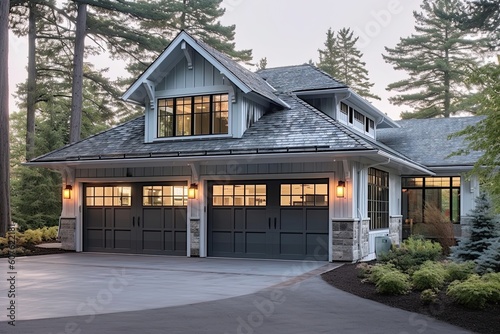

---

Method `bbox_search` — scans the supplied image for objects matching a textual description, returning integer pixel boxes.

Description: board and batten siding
[155,54,224,92]
[75,162,336,180]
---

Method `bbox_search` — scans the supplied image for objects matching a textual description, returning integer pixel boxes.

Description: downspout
[357,158,391,260]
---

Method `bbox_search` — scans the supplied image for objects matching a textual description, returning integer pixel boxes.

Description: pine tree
[317,28,340,79]
[257,57,267,70]
[451,192,500,263]
[383,0,489,119]
[318,28,380,100]
[335,28,380,100]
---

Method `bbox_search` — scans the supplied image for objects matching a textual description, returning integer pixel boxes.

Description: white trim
[122,31,251,103]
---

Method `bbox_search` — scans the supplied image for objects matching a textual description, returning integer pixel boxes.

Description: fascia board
[122,31,252,103]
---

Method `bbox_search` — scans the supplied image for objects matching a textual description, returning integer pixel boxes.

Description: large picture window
[368,168,389,230]
[157,93,228,138]
[402,177,460,224]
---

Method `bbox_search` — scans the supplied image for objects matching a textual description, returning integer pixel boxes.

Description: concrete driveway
[0,253,335,321]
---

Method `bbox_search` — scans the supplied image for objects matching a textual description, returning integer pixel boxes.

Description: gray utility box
[375,236,392,258]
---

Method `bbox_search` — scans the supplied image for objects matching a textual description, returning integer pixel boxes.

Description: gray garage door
[84,183,187,255]
[208,180,329,260]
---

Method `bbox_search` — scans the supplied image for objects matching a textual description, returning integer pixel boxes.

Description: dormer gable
[122,31,288,143]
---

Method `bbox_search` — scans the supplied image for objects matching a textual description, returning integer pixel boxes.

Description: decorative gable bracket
[142,80,155,109]
[181,41,193,70]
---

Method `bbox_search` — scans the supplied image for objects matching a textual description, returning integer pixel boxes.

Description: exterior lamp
[188,183,198,199]
[336,181,345,198]
[63,185,73,199]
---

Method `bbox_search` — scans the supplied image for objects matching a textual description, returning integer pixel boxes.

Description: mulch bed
[0,244,70,258]
[321,263,500,334]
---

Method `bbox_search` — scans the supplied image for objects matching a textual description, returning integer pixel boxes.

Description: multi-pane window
[143,185,188,206]
[368,168,389,230]
[340,102,348,115]
[354,110,365,123]
[157,93,229,138]
[280,183,328,206]
[213,184,266,206]
[86,186,132,207]
[402,177,460,224]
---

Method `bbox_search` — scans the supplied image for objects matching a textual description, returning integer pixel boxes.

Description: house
[27,31,482,262]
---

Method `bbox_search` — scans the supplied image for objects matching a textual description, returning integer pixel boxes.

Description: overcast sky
[8,0,423,120]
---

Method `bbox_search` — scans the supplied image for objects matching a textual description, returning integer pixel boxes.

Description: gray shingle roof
[32,95,379,163]
[257,64,347,92]
[192,35,287,107]
[377,117,483,167]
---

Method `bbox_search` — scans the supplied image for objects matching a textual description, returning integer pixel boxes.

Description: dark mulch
[321,263,500,334]
[0,244,71,258]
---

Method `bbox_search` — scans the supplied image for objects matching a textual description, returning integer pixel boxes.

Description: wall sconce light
[188,183,198,199]
[63,185,72,199]
[336,181,345,198]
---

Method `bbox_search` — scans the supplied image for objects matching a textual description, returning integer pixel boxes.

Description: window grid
[143,186,188,207]
[368,168,389,230]
[340,102,348,115]
[213,184,266,206]
[280,183,328,207]
[85,186,132,207]
[157,94,229,138]
[402,176,461,223]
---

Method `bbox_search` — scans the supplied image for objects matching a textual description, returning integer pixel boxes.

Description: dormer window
[157,93,229,138]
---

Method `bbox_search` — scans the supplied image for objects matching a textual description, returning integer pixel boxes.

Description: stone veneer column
[190,218,200,256]
[389,215,402,246]
[332,218,370,261]
[59,217,76,250]
[332,218,357,261]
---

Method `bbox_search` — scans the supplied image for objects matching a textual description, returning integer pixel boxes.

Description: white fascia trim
[25,150,380,169]
[377,151,435,175]
[122,31,251,103]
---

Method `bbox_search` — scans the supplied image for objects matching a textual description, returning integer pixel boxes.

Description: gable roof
[377,117,483,168]
[257,64,347,93]
[122,30,288,108]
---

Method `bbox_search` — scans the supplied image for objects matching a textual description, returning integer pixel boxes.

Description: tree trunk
[0,0,11,237]
[26,1,37,160]
[69,1,87,143]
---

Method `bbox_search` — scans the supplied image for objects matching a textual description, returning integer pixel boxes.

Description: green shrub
[447,274,500,309]
[369,263,397,284]
[412,261,447,290]
[420,289,438,304]
[23,229,43,245]
[0,237,7,248]
[444,261,475,282]
[379,236,442,272]
[40,226,58,241]
[375,270,411,295]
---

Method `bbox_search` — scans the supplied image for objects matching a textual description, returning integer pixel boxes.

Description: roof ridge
[30,115,145,162]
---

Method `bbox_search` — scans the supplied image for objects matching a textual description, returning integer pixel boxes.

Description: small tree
[451,192,500,263]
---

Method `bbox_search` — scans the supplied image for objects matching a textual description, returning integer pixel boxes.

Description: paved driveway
[0,253,334,321]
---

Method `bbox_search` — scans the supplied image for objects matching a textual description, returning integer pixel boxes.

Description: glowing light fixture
[188,183,198,199]
[336,181,345,198]
[63,185,73,199]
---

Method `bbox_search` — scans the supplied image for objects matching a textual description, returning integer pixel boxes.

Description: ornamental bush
[375,270,411,295]
[447,274,500,309]
[378,236,442,272]
[23,229,43,245]
[444,261,475,282]
[420,289,438,304]
[412,261,446,290]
